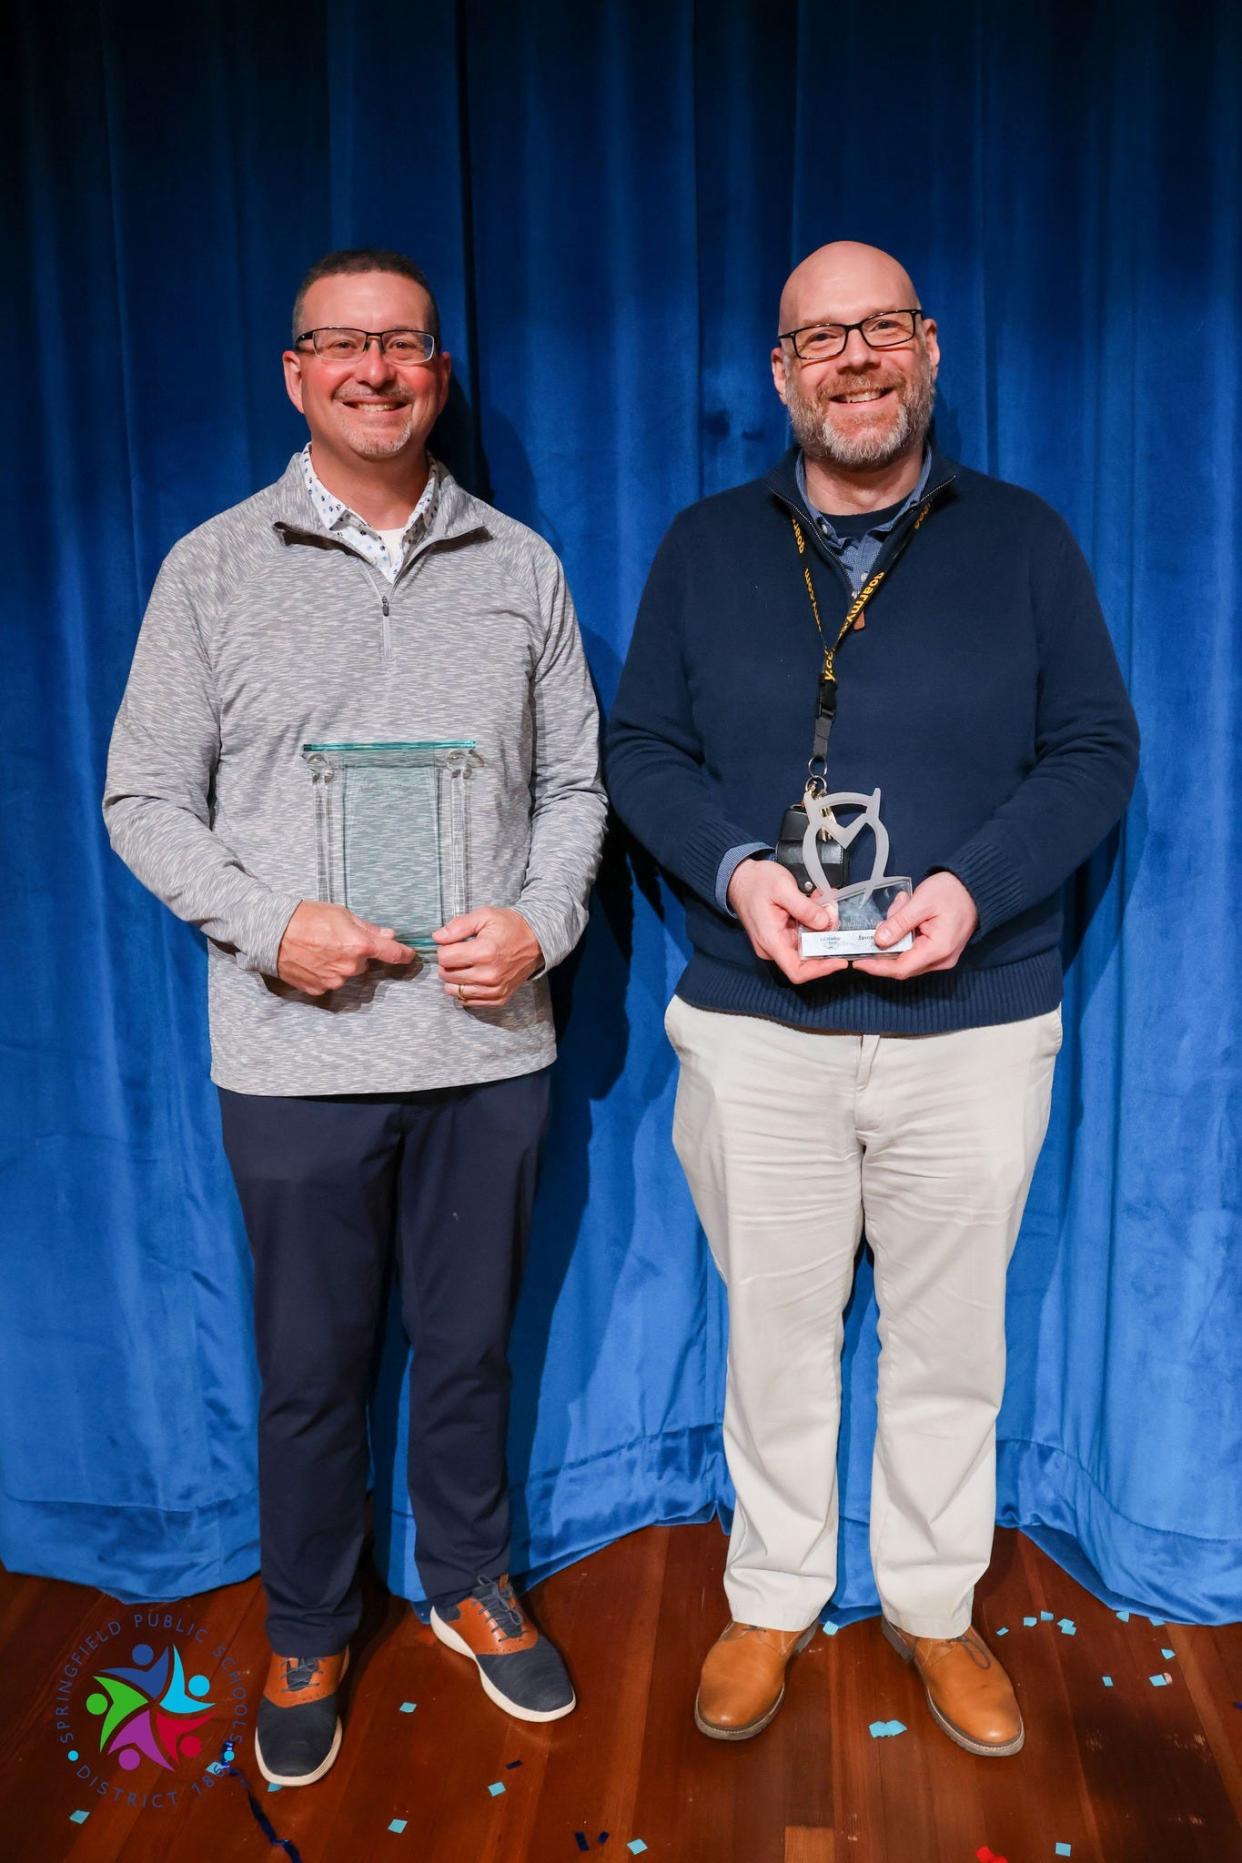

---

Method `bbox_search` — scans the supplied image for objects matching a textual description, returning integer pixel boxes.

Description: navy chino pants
[218,1067,550,1656]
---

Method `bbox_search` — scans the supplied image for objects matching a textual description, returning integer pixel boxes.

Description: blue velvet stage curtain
[3,0,1238,1621]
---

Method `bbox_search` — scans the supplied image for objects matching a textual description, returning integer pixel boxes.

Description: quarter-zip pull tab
[381,595,390,618]
[380,592,391,660]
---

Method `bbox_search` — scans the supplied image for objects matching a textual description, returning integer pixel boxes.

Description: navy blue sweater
[606,447,1140,1034]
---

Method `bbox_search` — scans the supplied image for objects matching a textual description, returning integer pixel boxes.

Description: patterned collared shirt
[299,444,441,583]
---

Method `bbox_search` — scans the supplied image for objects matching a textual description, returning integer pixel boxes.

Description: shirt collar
[299,443,441,544]
[796,444,933,541]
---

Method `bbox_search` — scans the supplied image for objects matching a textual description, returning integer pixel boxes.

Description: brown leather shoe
[694,1620,817,1741]
[882,1620,1023,1756]
[255,1648,350,1786]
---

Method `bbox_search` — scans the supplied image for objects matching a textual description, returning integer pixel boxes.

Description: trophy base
[799,877,913,960]
[799,927,914,958]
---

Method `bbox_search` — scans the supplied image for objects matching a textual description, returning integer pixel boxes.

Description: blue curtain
[3,0,1238,1623]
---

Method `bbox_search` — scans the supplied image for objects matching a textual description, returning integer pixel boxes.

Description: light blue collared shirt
[299,444,440,582]
[795,445,932,592]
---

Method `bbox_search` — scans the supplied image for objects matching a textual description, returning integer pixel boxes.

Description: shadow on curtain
[2,0,1238,1623]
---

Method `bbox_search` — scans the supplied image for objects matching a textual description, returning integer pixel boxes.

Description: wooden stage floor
[1,1524,1238,1862]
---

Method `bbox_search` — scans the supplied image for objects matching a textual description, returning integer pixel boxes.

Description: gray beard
[787,357,936,471]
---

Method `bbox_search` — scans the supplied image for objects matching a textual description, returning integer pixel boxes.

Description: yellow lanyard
[791,496,936,788]
[791,497,933,687]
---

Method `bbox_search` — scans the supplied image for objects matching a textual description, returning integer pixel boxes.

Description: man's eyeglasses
[294,327,438,363]
[778,309,924,363]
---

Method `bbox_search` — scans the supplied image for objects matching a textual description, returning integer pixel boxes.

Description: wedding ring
[457,981,469,1004]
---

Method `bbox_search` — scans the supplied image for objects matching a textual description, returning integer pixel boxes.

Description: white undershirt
[376,525,411,568]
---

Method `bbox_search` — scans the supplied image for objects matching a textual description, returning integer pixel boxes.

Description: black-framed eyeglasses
[778,308,924,363]
[294,327,438,363]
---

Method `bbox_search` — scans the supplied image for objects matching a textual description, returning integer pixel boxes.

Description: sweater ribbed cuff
[934,839,1028,941]
[678,814,771,911]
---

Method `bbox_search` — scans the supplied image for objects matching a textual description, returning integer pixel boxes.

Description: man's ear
[770,345,790,407]
[282,350,305,415]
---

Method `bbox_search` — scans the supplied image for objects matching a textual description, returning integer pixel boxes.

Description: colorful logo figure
[83,1642,215,1773]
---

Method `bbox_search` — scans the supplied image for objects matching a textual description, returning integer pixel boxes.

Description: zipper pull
[381,596,390,617]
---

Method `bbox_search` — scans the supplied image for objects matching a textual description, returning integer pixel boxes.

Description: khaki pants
[665,995,1061,1639]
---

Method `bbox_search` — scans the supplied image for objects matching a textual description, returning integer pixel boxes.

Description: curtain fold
[3,0,1238,1622]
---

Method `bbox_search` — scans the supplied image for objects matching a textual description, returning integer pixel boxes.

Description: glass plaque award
[301,740,474,951]
[796,785,915,959]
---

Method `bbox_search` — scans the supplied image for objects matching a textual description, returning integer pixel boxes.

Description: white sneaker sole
[254,1647,350,1787]
[429,1609,576,1723]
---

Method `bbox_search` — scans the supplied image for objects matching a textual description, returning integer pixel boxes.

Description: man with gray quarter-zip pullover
[104,248,606,1788]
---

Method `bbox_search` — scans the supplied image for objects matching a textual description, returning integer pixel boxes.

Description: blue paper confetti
[1023,1616,1038,1626]
[821,1620,839,1635]
[1040,1611,1054,1621]
[995,1626,1008,1636]
[505,1759,523,1769]
[599,1836,610,1847]
[1055,1847,1072,1858]
[1160,1648,1175,1660]
[1149,1673,1172,1687]
[69,1811,90,1825]
[268,1782,282,1793]
[1102,1675,1114,1687]
[868,1718,907,1738]
[389,1820,407,1835]
[627,1845,648,1857]
[1148,1617,1165,1626]
[575,1838,591,1855]
[488,1781,506,1797]
[1116,1610,1130,1623]
[399,1701,416,1714]
[1058,1619,1076,1636]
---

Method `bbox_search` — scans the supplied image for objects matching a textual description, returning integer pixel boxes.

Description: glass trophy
[797,785,915,959]
[301,740,475,951]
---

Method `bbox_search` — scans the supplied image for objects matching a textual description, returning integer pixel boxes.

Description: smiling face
[282,269,451,476]
[772,242,939,472]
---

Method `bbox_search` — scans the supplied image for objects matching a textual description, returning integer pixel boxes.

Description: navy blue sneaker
[431,1575,575,1722]
[254,1648,349,1786]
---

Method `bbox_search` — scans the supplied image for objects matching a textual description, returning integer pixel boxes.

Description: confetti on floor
[267,1782,282,1793]
[1149,1617,1165,1626]
[1058,1619,1077,1635]
[868,1718,907,1738]
[1149,1673,1173,1687]
[1023,1616,1038,1626]
[1055,1847,1073,1858]
[1116,1610,1130,1622]
[821,1620,839,1635]
[388,1819,407,1834]
[627,1845,648,1857]
[487,1781,506,1796]
[399,1701,416,1714]
[505,1758,523,1769]
[975,1847,1009,1863]
[1102,1675,1114,1687]
[69,1811,90,1825]
[995,1626,1009,1636]
[575,1838,591,1855]
[1040,1611,1054,1621]
[1160,1648,1175,1660]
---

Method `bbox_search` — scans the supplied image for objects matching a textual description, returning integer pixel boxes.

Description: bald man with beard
[607,243,1138,1755]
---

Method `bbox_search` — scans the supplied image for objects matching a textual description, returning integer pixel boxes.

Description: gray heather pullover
[104,456,606,1095]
